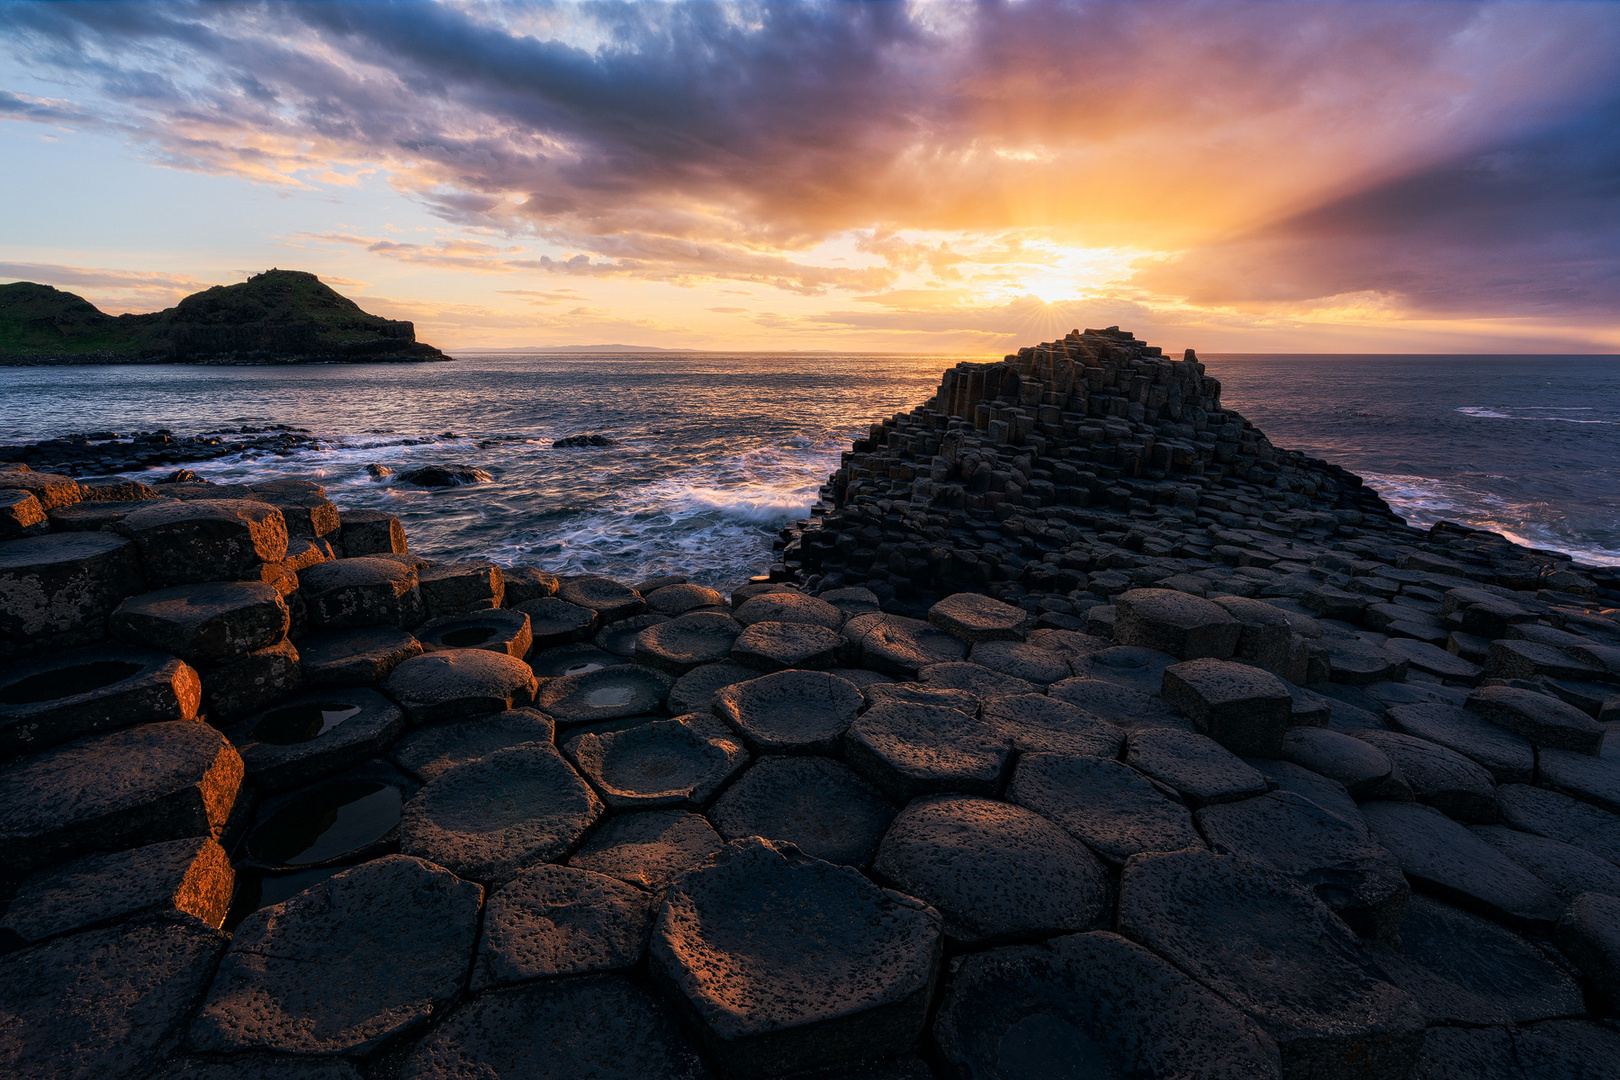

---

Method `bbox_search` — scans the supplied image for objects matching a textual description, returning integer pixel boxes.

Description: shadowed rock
[1471,824,1620,904]
[1467,685,1606,755]
[651,838,943,1077]
[594,612,668,656]
[1537,747,1620,815]
[1513,1020,1620,1080]
[471,863,655,989]
[399,464,491,487]
[1319,636,1408,685]
[416,608,530,659]
[863,682,979,716]
[570,714,747,810]
[1047,677,1192,732]
[559,576,645,622]
[635,612,744,674]
[417,561,503,619]
[1360,800,1563,931]
[982,693,1126,757]
[384,649,537,724]
[646,583,726,616]
[843,612,966,677]
[0,721,241,872]
[110,581,288,664]
[529,642,621,677]
[1496,782,1620,866]
[1385,701,1534,783]
[1117,849,1425,1080]
[933,932,1282,1080]
[536,664,674,726]
[731,620,845,671]
[1126,726,1269,806]
[874,794,1107,943]
[966,639,1072,686]
[709,756,895,867]
[0,645,201,757]
[1160,658,1293,756]
[1384,636,1484,684]
[845,701,1012,801]
[920,660,1039,700]
[1009,752,1204,865]
[338,508,406,556]
[155,1056,362,1080]
[713,669,862,755]
[1352,728,1497,823]
[1069,646,1178,695]
[734,591,844,630]
[389,707,555,782]
[190,855,481,1057]
[0,532,147,657]
[1115,588,1241,660]
[0,919,226,1080]
[227,687,404,792]
[569,809,723,890]
[1198,790,1408,943]
[817,585,882,621]
[300,556,424,631]
[111,498,288,587]
[1556,891,1620,1014]
[398,974,711,1080]
[239,760,415,873]
[200,638,302,720]
[297,626,421,687]
[1408,1028,1519,1080]
[0,836,233,944]
[1279,725,1413,801]
[400,745,601,882]
[668,660,756,715]
[1244,758,1365,826]
[928,592,1028,642]
[513,596,597,648]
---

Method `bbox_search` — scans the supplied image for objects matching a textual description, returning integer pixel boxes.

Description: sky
[3,0,1620,356]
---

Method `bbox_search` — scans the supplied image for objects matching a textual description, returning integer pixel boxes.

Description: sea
[2,353,1617,585]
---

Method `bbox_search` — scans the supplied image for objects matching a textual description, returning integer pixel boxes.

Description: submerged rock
[398,464,492,488]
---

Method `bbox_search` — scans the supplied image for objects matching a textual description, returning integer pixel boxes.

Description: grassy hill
[0,270,450,364]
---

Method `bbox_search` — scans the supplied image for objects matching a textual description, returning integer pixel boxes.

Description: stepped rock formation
[2,330,1620,1079]
[0,269,449,364]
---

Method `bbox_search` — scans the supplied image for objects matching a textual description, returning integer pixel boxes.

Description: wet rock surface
[6,330,1620,1076]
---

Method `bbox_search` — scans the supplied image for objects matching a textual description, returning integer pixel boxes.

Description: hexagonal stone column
[0,645,201,756]
[110,499,288,587]
[384,649,538,724]
[1114,588,1241,659]
[1466,685,1605,755]
[110,581,289,664]
[636,612,744,674]
[714,669,863,755]
[651,837,943,1076]
[1118,849,1425,1080]
[1009,752,1204,865]
[298,626,423,687]
[731,621,845,672]
[339,508,407,556]
[400,745,602,882]
[932,932,1281,1080]
[845,701,1013,801]
[227,687,406,792]
[843,613,966,677]
[0,532,147,658]
[710,756,895,867]
[472,863,656,990]
[928,592,1028,642]
[536,664,674,726]
[417,609,531,659]
[189,855,482,1058]
[734,591,844,630]
[559,576,646,622]
[398,974,710,1080]
[0,721,242,872]
[570,715,747,810]
[873,795,1107,943]
[301,557,425,631]
[569,809,723,890]
[1160,658,1293,756]
[0,919,227,1080]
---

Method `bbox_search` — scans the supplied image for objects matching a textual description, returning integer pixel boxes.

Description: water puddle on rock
[252,702,364,745]
[586,686,637,708]
[224,865,346,931]
[0,661,143,704]
[245,781,402,867]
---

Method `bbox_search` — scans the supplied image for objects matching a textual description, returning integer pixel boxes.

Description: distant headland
[0,269,451,366]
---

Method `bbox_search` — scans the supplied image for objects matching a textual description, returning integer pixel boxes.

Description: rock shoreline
[2,327,1619,1079]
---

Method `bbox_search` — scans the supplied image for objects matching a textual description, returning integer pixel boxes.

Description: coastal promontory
[0,269,450,365]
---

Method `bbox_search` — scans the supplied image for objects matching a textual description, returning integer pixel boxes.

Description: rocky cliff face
[0,270,450,364]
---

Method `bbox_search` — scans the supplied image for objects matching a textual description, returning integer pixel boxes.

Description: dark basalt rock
[0,645,202,758]
[1279,725,1413,802]
[190,855,482,1058]
[398,974,711,1080]
[595,612,668,656]
[501,564,559,605]
[570,714,747,810]
[398,464,492,487]
[965,638,1072,686]
[110,498,288,587]
[928,591,1029,642]
[536,664,674,726]
[982,693,1125,757]
[1537,747,1620,815]
[558,576,646,622]
[239,760,415,873]
[1068,645,1178,696]
[1385,701,1534,783]
[844,701,1012,801]
[0,919,227,1080]
[709,755,895,867]
[651,837,943,1077]
[1197,790,1409,943]
[297,625,422,686]
[0,531,147,656]
[646,583,726,615]
[389,707,555,782]
[1,836,233,944]
[863,682,979,715]
[1160,658,1293,756]
[1126,726,1270,806]
[1047,676,1193,732]
[1471,824,1620,905]
[569,808,724,890]
[226,687,404,792]
[1497,782,1620,866]
[635,611,744,674]
[731,620,846,672]
[817,585,882,621]
[713,669,864,755]
[0,720,242,872]
[1466,684,1606,755]
[400,745,601,882]
[0,487,48,539]
[1318,636,1409,685]
[734,590,844,630]
[338,508,407,556]
[417,561,504,619]
[199,637,303,721]
[383,648,538,724]
[109,580,288,664]
[1117,849,1425,1080]
[1008,752,1204,865]
[155,1055,362,1079]
[1360,800,1564,931]
[0,469,80,509]
[1352,728,1498,823]
[48,497,160,532]
[932,932,1282,1080]
[920,660,1040,700]
[1245,757,1366,826]
[472,863,655,989]
[1383,894,1585,1024]
[842,612,967,677]
[1513,1020,1620,1080]
[531,643,623,679]
[552,433,618,448]
[1556,891,1620,1015]
[300,556,425,631]
[416,608,531,659]
[1408,1028,1519,1080]
[873,794,1108,943]
[1114,587,1241,660]
[249,480,339,540]
[1383,636,1485,684]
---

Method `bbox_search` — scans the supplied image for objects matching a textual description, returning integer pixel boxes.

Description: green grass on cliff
[0,269,438,360]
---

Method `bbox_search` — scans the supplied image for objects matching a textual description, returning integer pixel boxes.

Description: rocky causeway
[1,326,1619,1079]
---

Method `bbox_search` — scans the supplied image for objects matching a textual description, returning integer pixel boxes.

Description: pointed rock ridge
[0,270,451,364]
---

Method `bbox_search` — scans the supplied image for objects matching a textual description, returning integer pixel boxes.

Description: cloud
[0,261,214,311]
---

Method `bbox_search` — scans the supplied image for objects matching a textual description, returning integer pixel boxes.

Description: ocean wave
[1458,406,1619,425]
